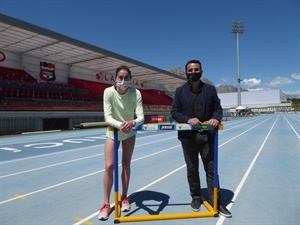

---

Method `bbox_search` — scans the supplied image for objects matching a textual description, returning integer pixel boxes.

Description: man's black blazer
[171,81,222,139]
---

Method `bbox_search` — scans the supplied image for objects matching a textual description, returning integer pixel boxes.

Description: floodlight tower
[231,21,244,107]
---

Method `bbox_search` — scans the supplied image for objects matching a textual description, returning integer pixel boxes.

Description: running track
[0,113,299,225]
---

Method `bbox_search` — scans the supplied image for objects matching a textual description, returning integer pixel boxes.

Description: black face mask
[186,72,202,82]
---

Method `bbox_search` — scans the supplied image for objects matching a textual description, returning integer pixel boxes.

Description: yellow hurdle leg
[114,192,121,218]
[213,188,218,212]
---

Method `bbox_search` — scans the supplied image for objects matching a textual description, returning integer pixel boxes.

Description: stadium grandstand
[0,13,187,135]
[0,14,293,135]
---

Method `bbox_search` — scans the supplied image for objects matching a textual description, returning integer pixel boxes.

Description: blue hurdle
[109,123,223,223]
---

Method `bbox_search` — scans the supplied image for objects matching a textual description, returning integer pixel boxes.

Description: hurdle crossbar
[110,123,222,223]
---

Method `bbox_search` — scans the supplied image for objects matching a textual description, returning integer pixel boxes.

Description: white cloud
[242,78,261,88]
[268,76,294,87]
[291,73,300,80]
[282,90,300,95]
[220,77,232,83]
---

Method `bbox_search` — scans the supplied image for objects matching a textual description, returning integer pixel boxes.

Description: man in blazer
[171,59,231,218]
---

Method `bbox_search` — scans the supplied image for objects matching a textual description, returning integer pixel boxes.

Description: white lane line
[0,132,175,165]
[0,154,102,179]
[73,118,274,225]
[284,115,300,139]
[0,136,176,178]
[0,145,104,165]
[216,115,279,225]
[72,160,186,225]
[0,147,21,153]
[219,115,270,133]
[219,115,273,147]
[1,116,274,223]
[0,145,179,205]
[0,170,102,205]
[285,113,300,123]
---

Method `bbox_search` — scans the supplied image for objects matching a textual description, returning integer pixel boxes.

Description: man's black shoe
[218,204,232,218]
[191,197,202,212]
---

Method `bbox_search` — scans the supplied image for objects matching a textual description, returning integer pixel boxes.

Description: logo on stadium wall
[0,51,6,62]
[40,62,56,81]
[95,72,144,88]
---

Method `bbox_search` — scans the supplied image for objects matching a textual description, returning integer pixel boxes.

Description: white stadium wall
[0,50,158,90]
[0,50,21,69]
[218,92,237,107]
[0,50,69,83]
[219,89,287,108]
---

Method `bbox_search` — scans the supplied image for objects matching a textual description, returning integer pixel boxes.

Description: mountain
[164,67,247,95]
[217,84,248,93]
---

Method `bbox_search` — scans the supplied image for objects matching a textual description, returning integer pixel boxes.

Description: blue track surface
[0,113,299,225]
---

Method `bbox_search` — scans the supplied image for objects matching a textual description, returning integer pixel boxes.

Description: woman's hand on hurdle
[120,120,136,133]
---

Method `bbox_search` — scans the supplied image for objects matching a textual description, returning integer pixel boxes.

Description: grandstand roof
[0,13,186,86]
